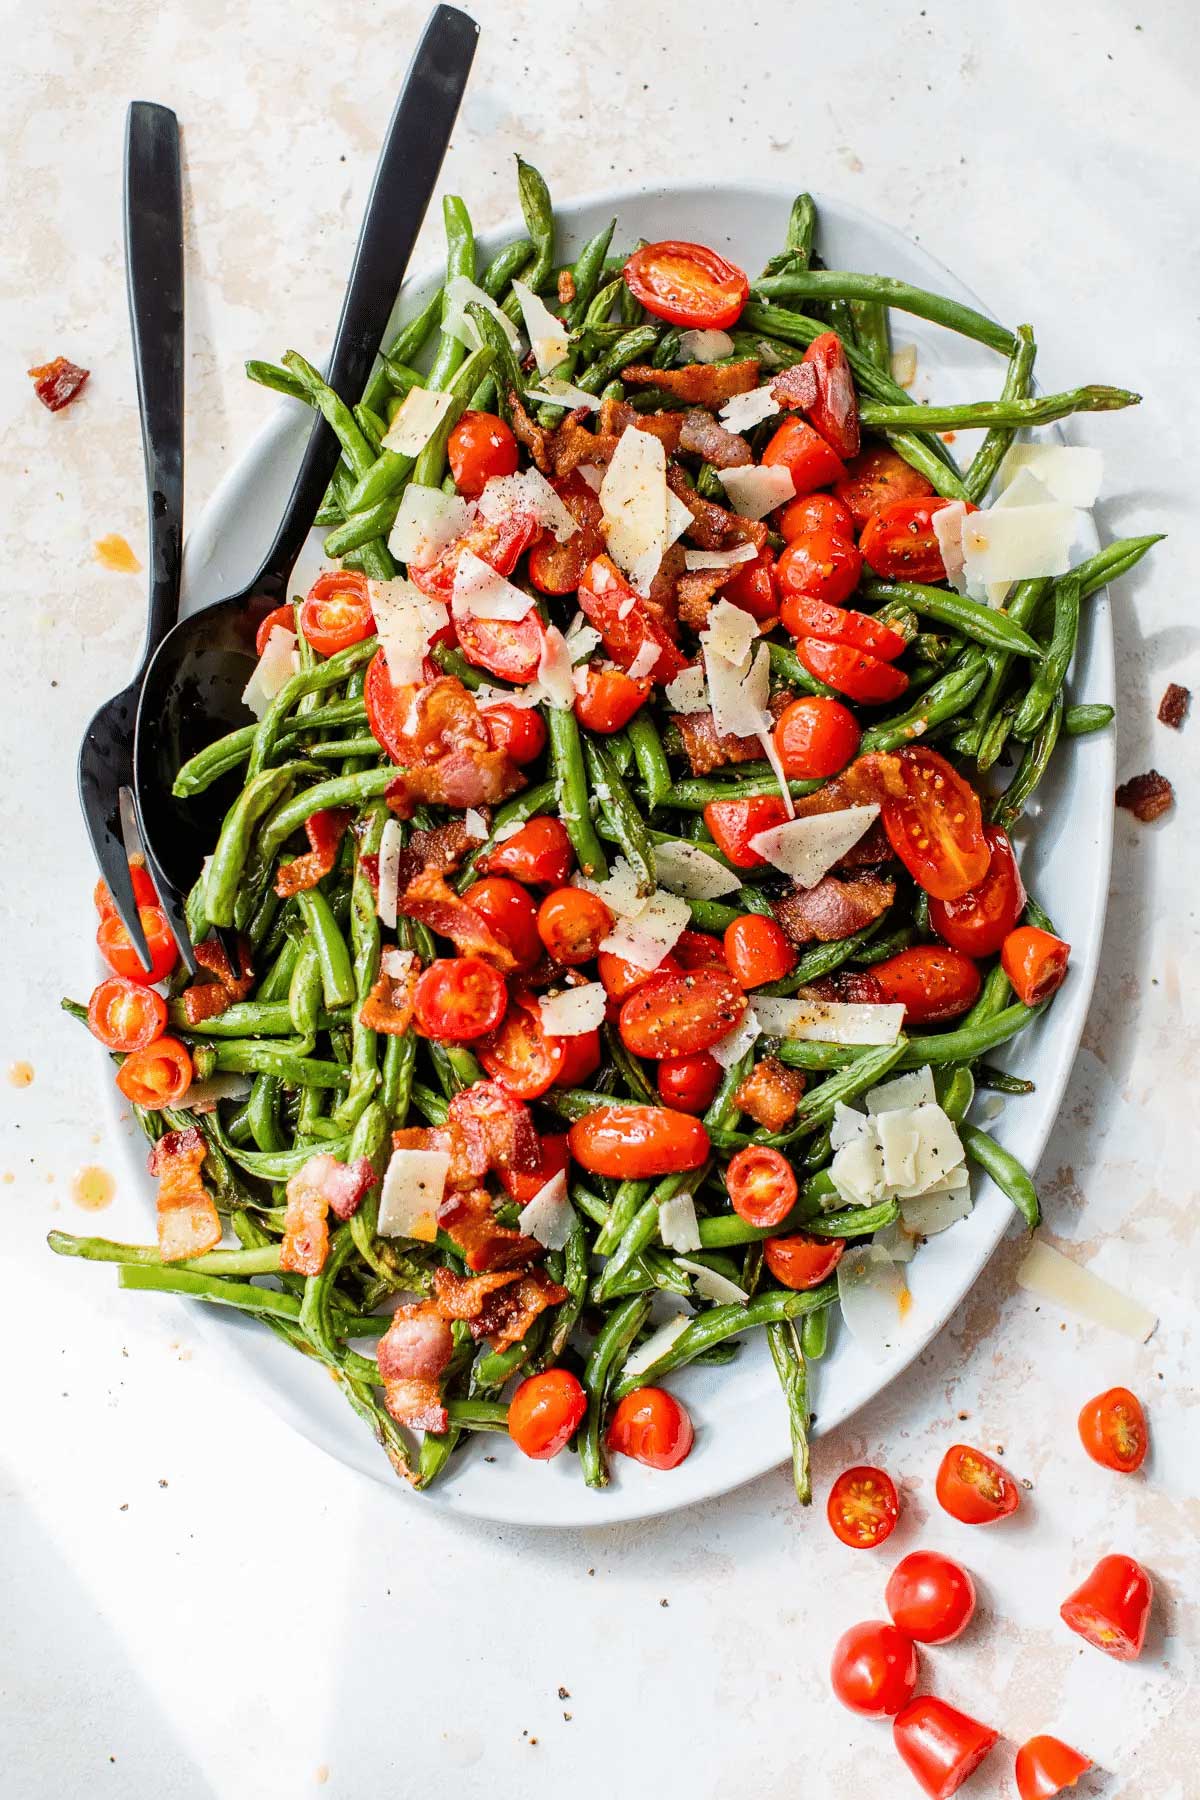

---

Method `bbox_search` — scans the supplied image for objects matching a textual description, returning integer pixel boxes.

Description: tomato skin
[87,978,167,1053]
[721,547,778,624]
[412,957,508,1043]
[780,590,906,661]
[776,526,863,609]
[607,1387,694,1469]
[893,1696,999,1800]
[935,1443,1021,1525]
[834,446,935,531]
[726,1146,797,1228]
[866,746,990,901]
[456,608,546,685]
[870,945,981,1023]
[1060,1554,1153,1660]
[829,1620,919,1718]
[447,410,519,498]
[480,700,547,765]
[860,496,970,583]
[618,967,747,1060]
[763,1233,844,1290]
[1001,925,1071,1005]
[722,914,795,989]
[94,861,159,918]
[480,816,573,887]
[537,887,613,966]
[568,1106,709,1177]
[1014,1736,1093,1800]
[115,1036,193,1108]
[885,1551,976,1645]
[773,696,862,780]
[672,929,727,972]
[703,796,790,869]
[96,906,178,985]
[299,569,374,656]
[794,637,910,706]
[255,605,295,657]
[827,1464,900,1550]
[1077,1385,1148,1474]
[778,491,856,544]
[657,1051,722,1115]
[507,1368,586,1459]
[462,877,542,970]
[478,993,566,1099]
[623,240,749,331]
[577,555,686,684]
[555,1027,602,1088]
[500,1134,570,1207]
[573,665,651,734]
[598,951,680,1003]
[762,416,847,494]
[928,825,1025,957]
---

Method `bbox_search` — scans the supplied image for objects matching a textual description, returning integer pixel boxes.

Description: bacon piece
[622,359,760,405]
[394,817,477,892]
[447,1082,541,1178]
[770,362,820,412]
[274,807,354,898]
[666,465,768,552]
[377,1301,454,1432]
[834,817,892,870]
[1157,683,1190,729]
[432,1266,522,1319]
[734,1055,808,1132]
[547,411,619,476]
[398,867,518,970]
[596,398,683,455]
[28,355,90,412]
[360,947,420,1036]
[437,1185,543,1272]
[677,408,753,468]
[557,269,576,306]
[433,1265,568,1351]
[387,752,522,815]
[181,934,255,1025]
[509,391,551,474]
[146,1127,221,1262]
[280,1152,377,1275]
[382,677,523,817]
[772,872,896,946]
[676,567,736,631]
[804,970,887,1005]
[673,709,764,776]
[1115,769,1174,822]
[525,470,606,593]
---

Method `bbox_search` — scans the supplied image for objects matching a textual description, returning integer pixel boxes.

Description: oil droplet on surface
[8,1061,34,1088]
[71,1165,115,1212]
[93,533,142,573]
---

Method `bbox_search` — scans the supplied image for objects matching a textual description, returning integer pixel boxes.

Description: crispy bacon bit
[622,358,760,405]
[1115,769,1174,822]
[182,933,255,1025]
[665,465,768,552]
[734,1055,808,1132]
[433,1265,522,1319]
[447,1082,541,1177]
[180,982,233,1027]
[676,566,736,631]
[526,469,606,592]
[596,397,683,455]
[673,709,764,776]
[433,1265,568,1351]
[770,361,820,412]
[147,1127,221,1263]
[804,970,887,1005]
[509,390,551,474]
[377,1301,454,1432]
[360,948,420,1036]
[437,1185,543,1272]
[677,408,753,469]
[384,677,523,817]
[280,1152,377,1275]
[28,355,90,412]
[394,817,477,893]
[772,872,896,946]
[548,411,619,476]
[834,817,892,870]
[1157,683,1190,729]
[399,867,518,970]
[275,807,354,897]
[557,269,576,306]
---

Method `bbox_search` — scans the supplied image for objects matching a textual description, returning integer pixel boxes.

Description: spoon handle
[125,101,185,669]
[257,3,479,586]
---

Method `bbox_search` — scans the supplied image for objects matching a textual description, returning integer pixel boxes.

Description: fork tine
[137,835,198,978]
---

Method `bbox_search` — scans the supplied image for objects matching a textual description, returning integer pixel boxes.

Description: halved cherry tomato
[96,906,178,985]
[726,1145,797,1228]
[1077,1385,1148,1474]
[885,1550,976,1645]
[773,695,862,780]
[447,410,519,497]
[527,471,606,594]
[935,1443,1021,1525]
[568,1105,710,1177]
[480,700,547,765]
[456,608,546,684]
[499,1134,570,1207]
[827,1464,900,1549]
[721,546,778,623]
[829,1620,918,1718]
[508,1368,586,1459]
[763,1233,844,1290]
[870,945,981,1023]
[794,637,909,706]
[363,649,410,764]
[480,816,573,886]
[87,978,167,1053]
[778,492,855,544]
[578,555,686,683]
[412,956,508,1042]
[780,591,906,661]
[1060,1554,1153,1660]
[1001,925,1071,1005]
[1014,1736,1093,1800]
[893,1697,998,1800]
[408,509,540,605]
[598,950,681,1003]
[478,993,566,1099]
[299,569,374,656]
[607,1386,694,1468]
[115,1036,193,1108]
[672,929,727,972]
[657,1051,722,1115]
[94,860,158,918]
[723,914,795,988]
[762,416,847,494]
[618,968,746,1060]
[536,887,613,965]
[573,665,651,734]
[862,746,990,901]
[255,604,295,657]
[860,496,973,583]
[462,877,542,970]
[623,240,749,331]
[928,825,1025,957]
[555,1027,601,1088]
[803,330,861,460]
[703,795,790,869]
[834,445,935,530]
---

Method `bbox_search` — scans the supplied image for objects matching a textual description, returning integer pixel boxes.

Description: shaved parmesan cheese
[376,817,404,927]
[717,463,796,519]
[678,328,734,364]
[387,484,473,568]
[441,275,523,355]
[463,809,488,840]
[664,663,707,713]
[652,840,742,900]
[176,1073,252,1112]
[626,637,661,682]
[576,463,604,493]
[751,995,904,1045]
[998,442,1103,508]
[878,1108,919,1189]
[867,1066,936,1114]
[718,384,780,433]
[900,1185,973,1238]
[701,598,759,668]
[380,947,415,982]
[874,1218,919,1264]
[1016,1238,1156,1341]
[578,856,646,920]
[511,278,569,375]
[962,502,1075,588]
[564,619,602,664]
[658,1193,702,1252]
[599,887,691,971]
[709,1007,762,1071]
[450,548,533,624]
[623,1312,691,1378]
[676,1258,748,1305]
[755,722,796,820]
[891,342,918,388]
[838,1244,909,1358]
[381,385,454,457]
[683,543,758,572]
[830,1132,887,1207]
[528,625,575,710]
[748,804,879,888]
[517,1168,575,1250]
[524,377,602,412]
[538,983,607,1037]
[475,682,537,711]
[599,426,684,594]
[377,1147,449,1241]
[491,818,526,844]
[994,466,1053,510]
[830,1102,871,1152]
[476,468,579,543]
[891,1104,966,1198]
[369,578,449,687]
[931,500,969,596]
[242,625,298,718]
[705,641,771,742]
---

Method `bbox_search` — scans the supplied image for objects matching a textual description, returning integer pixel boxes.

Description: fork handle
[255,4,478,590]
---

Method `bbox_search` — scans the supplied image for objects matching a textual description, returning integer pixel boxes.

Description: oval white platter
[105,179,1114,1527]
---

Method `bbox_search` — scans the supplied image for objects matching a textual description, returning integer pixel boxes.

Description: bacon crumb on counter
[1115,769,1174,822]
[1157,683,1190,729]
[734,1055,807,1132]
[621,359,760,405]
[28,355,90,411]
[148,1127,221,1263]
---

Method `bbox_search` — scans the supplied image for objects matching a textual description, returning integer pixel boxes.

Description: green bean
[204,762,309,926]
[465,299,528,420]
[751,1042,908,1146]
[1063,702,1114,736]
[963,324,1037,504]
[653,771,824,812]
[975,1066,1035,1096]
[575,325,660,395]
[1073,533,1163,596]
[209,1042,352,1089]
[611,1285,835,1400]
[625,712,672,814]
[937,1063,975,1125]
[801,1307,829,1361]
[858,651,988,754]
[752,271,1015,354]
[293,888,355,1009]
[760,917,891,998]
[550,1222,589,1360]
[584,736,655,894]
[362,288,444,415]
[763,193,816,277]
[861,385,1139,433]
[548,707,608,879]
[255,769,395,872]
[580,1294,651,1487]
[480,236,535,299]
[992,690,1063,831]
[445,1397,510,1433]
[245,1072,286,1152]
[685,897,742,932]
[501,157,555,323]
[1013,573,1081,739]
[806,1198,901,1239]
[118,1262,310,1322]
[423,194,476,401]
[961,1124,1040,1228]
[279,352,376,479]
[767,1319,811,1504]
[166,999,294,1040]
[594,1178,654,1256]
[299,1224,356,1361]
[862,581,1045,659]
[246,359,307,401]
[962,961,1013,1029]
[564,221,618,330]
[288,938,323,1038]
[245,637,379,780]
[849,299,890,374]
[48,1231,281,1276]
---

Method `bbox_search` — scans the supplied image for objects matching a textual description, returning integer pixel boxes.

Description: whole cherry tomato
[480,699,547,765]
[463,876,542,969]
[793,637,909,706]
[607,1386,694,1469]
[96,906,178,986]
[829,1620,918,1718]
[859,746,990,901]
[480,816,573,887]
[618,968,746,1060]
[834,445,935,531]
[1059,1554,1153,1660]
[115,1036,193,1108]
[568,1105,710,1177]
[778,491,856,544]
[702,796,790,869]
[802,330,861,460]
[1014,1735,1093,1800]
[478,994,566,1099]
[86,978,167,1053]
[573,665,651,734]
[1001,925,1071,1005]
[762,416,847,494]
[935,1443,1021,1525]
[1077,1386,1148,1474]
[536,887,613,965]
[657,1051,722,1115]
[254,605,295,657]
[499,1134,570,1207]
[412,957,508,1042]
[763,1233,845,1290]
[885,1551,976,1645]
[893,1696,998,1800]
[726,1146,797,1229]
[780,590,906,661]
[776,525,863,608]
[623,240,750,330]
[826,1464,900,1550]
[870,945,982,1023]
[507,1368,587,1459]
[773,695,862,780]
[722,546,778,623]
[860,496,973,583]
[723,914,795,988]
[554,1027,602,1089]
[447,410,519,497]
[928,825,1026,957]
[299,569,374,656]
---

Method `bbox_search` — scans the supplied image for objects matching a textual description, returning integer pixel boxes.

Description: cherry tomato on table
[870,945,982,1023]
[623,240,750,330]
[762,416,847,495]
[94,860,159,918]
[763,1233,844,1290]
[478,993,566,1100]
[892,1696,998,1800]
[568,1105,710,1177]
[773,696,862,780]
[97,906,178,986]
[115,1036,193,1108]
[299,569,374,656]
[802,331,861,461]
[480,816,573,887]
[254,605,295,657]
[1014,1735,1093,1800]
[834,445,935,530]
[573,665,651,734]
[935,1443,1021,1525]
[721,546,778,624]
[702,796,790,869]
[860,496,972,584]
[507,1368,586,1459]
[657,1051,722,1115]
[776,526,863,610]
[793,637,909,706]
[1002,924,1071,1005]
[1059,1553,1153,1660]
[723,914,795,988]
[447,410,519,497]
[536,887,613,965]
[462,876,542,970]
[829,1620,918,1718]
[607,1386,694,1469]
[87,978,167,1053]
[479,699,547,765]
[928,825,1025,957]
[618,967,746,1060]
[779,590,906,661]
[726,1146,797,1229]
[412,956,508,1042]
[1077,1385,1148,1474]
[778,491,856,544]
[858,746,990,901]
[885,1550,976,1645]
[827,1464,900,1549]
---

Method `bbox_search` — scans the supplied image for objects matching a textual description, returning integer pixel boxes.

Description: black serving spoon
[77,101,184,971]
[133,4,478,971]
